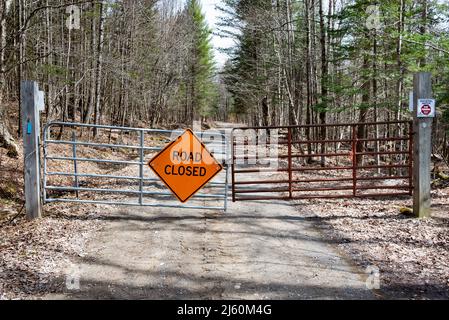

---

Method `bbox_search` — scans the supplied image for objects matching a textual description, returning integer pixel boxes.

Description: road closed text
[164,165,207,177]
[164,151,207,177]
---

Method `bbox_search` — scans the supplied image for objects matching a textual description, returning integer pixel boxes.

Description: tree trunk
[94,1,106,133]
[319,0,327,166]
[0,0,18,157]
[420,0,428,68]
[305,0,313,161]
[84,3,98,124]
[357,56,370,165]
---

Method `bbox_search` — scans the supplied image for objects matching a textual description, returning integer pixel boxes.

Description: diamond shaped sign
[148,129,223,203]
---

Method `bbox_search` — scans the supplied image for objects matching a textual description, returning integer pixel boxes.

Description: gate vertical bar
[224,164,229,212]
[352,125,358,197]
[287,128,293,199]
[72,132,79,199]
[224,133,229,211]
[139,130,144,205]
[43,124,48,204]
[231,131,236,202]
[408,121,414,196]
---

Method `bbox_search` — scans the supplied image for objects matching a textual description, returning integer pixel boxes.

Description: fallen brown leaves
[0,204,103,300]
[2,142,106,299]
[295,189,449,299]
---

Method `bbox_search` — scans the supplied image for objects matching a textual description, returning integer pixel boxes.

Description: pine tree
[186,0,217,122]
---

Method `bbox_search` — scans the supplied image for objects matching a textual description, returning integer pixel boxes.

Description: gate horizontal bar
[357,164,410,170]
[280,139,353,145]
[231,120,412,131]
[234,188,290,194]
[46,172,144,180]
[356,185,412,190]
[45,198,225,210]
[293,177,354,183]
[356,151,410,156]
[234,177,359,185]
[357,137,410,142]
[45,186,226,199]
[237,139,353,146]
[46,156,143,165]
[45,171,227,186]
[356,176,410,181]
[234,192,411,201]
[234,179,411,189]
[234,186,357,194]
[234,179,290,185]
[45,139,163,151]
[45,121,225,137]
[292,166,354,172]
[234,152,351,160]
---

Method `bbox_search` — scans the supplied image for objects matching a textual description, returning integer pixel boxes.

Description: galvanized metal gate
[231,121,413,201]
[43,122,229,211]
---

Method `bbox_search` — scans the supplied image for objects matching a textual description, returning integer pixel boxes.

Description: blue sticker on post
[27,121,32,134]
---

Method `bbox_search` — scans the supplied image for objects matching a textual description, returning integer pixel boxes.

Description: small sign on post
[148,129,223,203]
[36,90,45,112]
[417,99,436,118]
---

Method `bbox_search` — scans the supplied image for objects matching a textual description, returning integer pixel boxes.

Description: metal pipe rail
[231,121,414,202]
[43,122,229,211]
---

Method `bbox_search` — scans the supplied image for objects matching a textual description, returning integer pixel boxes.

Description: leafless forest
[1,0,449,159]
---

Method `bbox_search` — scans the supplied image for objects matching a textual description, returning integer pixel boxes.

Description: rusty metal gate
[231,121,413,201]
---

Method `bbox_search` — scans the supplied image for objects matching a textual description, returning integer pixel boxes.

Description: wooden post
[21,81,42,220]
[413,73,433,218]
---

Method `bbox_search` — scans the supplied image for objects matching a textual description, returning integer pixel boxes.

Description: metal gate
[43,122,229,211]
[231,121,413,201]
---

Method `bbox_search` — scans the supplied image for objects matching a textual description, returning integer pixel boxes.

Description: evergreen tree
[186,0,217,122]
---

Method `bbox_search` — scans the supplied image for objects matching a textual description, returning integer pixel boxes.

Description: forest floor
[0,144,103,299]
[0,121,448,300]
[294,194,449,299]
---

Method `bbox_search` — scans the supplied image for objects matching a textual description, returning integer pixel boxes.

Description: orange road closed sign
[148,129,223,203]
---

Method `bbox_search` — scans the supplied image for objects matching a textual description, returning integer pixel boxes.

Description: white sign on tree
[417,99,436,118]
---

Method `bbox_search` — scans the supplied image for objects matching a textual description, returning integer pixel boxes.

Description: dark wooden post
[21,81,42,220]
[413,73,433,218]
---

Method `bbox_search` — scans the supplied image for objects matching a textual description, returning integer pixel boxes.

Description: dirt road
[42,123,375,300]
[45,194,375,300]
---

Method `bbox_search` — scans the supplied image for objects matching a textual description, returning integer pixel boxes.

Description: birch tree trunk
[84,3,98,124]
[94,1,106,130]
[0,0,18,157]
[319,0,327,166]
